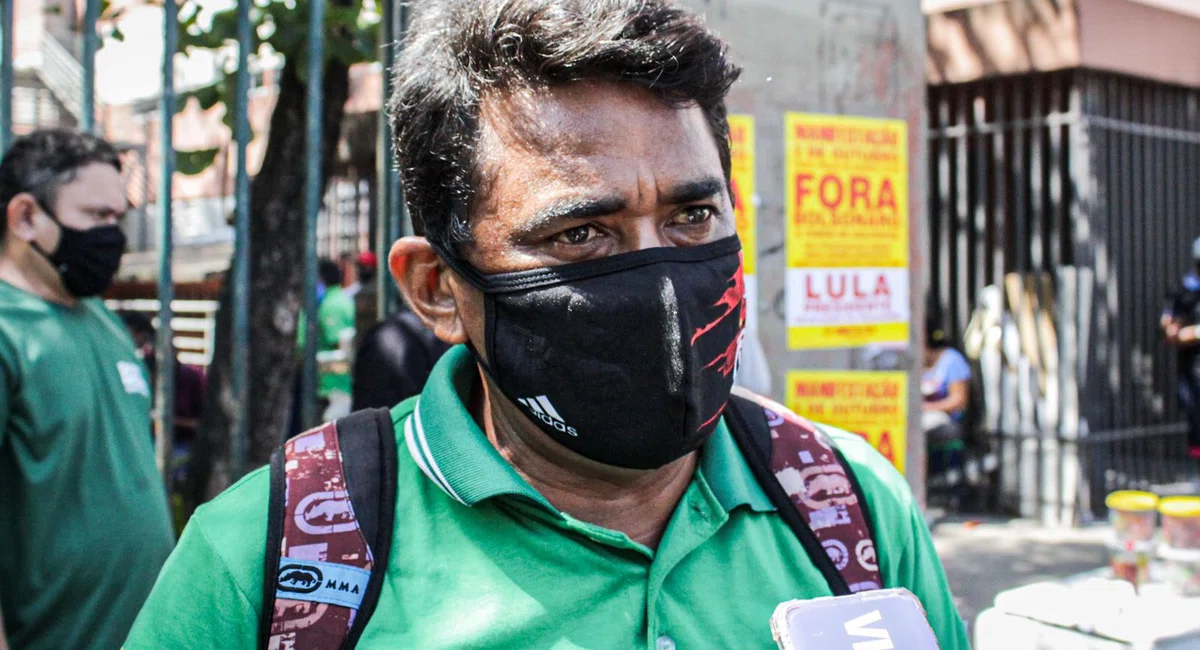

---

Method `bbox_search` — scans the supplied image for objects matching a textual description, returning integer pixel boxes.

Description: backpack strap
[260,408,397,650]
[726,388,883,595]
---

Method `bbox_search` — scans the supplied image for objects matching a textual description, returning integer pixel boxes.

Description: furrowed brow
[662,177,725,204]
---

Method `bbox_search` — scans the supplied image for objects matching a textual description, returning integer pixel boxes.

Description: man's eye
[674,206,717,226]
[554,225,599,245]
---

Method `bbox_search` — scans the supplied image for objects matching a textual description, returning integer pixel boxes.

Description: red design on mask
[692,255,746,379]
[690,255,746,347]
[692,256,748,434]
[704,330,742,377]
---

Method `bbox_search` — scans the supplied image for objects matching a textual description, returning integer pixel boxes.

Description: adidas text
[517,396,579,436]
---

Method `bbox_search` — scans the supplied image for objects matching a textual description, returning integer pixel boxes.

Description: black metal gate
[928,69,1200,520]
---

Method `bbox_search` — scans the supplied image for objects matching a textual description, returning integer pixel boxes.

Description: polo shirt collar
[400,345,775,515]
[400,346,546,508]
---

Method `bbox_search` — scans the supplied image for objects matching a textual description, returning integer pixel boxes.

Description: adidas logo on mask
[517,396,579,437]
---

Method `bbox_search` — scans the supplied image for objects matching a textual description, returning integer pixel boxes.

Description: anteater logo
[277,564,323,595]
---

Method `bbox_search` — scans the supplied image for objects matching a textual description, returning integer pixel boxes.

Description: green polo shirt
[0,281,175,650]
[126,346,966,649]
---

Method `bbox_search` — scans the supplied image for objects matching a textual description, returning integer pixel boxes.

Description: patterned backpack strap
[726,388,883,595]
[260,408,397,650]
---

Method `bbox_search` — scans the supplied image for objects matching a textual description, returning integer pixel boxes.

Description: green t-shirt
[126,346,967,650]
[317,286,355,397]
[0,281,175,650]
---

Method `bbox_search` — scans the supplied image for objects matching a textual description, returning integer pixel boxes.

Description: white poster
[785,268,910,349]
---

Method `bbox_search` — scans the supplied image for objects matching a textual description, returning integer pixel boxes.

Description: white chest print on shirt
[117,361,152,397]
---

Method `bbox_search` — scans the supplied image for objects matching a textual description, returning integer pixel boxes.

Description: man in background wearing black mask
[127,2,965,648]
[0,129,174,650]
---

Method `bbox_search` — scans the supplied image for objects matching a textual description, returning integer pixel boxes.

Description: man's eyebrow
[83,203,129,213]
[516,177,725,236]
[79,202,131,219]
[663,177,726,204]
[525,195,628,231]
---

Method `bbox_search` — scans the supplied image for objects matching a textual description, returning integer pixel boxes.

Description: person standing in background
[351,300,450,410]
[1162,236,1200,465]
[0,129,174,650]
[352,251,381,334]
[316,257,355,417]
[342,250,377,302]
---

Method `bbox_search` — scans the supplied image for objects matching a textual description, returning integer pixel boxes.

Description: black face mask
[436,235,746,470]
[33,204,126,298]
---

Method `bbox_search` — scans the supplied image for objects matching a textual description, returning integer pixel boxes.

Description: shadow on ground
[930,516,1109,628]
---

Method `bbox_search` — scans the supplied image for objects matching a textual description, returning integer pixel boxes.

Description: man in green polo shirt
[0,129,175,649]
[126,1,968,648]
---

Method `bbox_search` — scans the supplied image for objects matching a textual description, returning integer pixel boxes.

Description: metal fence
[928,69,1200,520]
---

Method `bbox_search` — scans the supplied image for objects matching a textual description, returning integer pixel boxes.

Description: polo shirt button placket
[656,634,677,650]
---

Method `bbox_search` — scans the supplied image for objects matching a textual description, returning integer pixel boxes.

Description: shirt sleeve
[123,519,258,649]
[124,469,270,649]
[896,497,971,650]
[827,430,970,650]
[941,349,971,384]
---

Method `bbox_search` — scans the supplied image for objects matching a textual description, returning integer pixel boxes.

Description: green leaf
[174,80,222,114]
[176,147,221,176]
[111,27,126,42]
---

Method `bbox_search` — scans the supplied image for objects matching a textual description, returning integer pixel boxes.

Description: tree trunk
[187,55,351,508]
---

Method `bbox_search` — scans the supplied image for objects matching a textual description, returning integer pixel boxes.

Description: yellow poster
[729,114,756,276]
[784,113,910,349]
[729,114,758,333]
[786,370,908,474]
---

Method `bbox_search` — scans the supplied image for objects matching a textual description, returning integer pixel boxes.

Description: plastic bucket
[1105,491,1159,544]
[1159,497,1200,550]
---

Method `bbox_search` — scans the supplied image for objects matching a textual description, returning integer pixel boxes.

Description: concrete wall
[926,0,1081,85]
[928,0,1200,88]
[1079,0,1200,87]
[684,0,929,499]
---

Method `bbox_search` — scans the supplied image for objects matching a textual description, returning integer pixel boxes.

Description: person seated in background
[118,310,207,446]
[921,322,972,445]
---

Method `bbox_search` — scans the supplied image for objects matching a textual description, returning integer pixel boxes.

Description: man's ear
[5,193,41,243]
[389,236,471,345]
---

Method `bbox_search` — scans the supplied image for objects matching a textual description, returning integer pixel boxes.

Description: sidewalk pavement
[930,514,1110,631]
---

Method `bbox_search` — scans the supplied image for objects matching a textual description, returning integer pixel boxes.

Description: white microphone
[771,588,941,650]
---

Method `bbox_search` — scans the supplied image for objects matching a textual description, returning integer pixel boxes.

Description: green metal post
[300,0,325,431]
[1,0,13,152]
[383,2,405,318]
[82,0,99,132]
[374,0,396,321]
[231,0,252,477]
[376,0,410,318]
[155,0,177,487]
